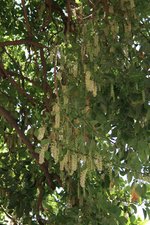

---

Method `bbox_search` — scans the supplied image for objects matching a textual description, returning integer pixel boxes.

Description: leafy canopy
[0,0,149,224]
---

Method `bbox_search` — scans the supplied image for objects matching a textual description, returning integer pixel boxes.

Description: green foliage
[0,0,149,224]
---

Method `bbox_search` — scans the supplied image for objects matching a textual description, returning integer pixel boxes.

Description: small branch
[1,206,18,225]
[6,69,40,87]
[0,64,36,106]
[54,47,59,98]
[3,47,22,71]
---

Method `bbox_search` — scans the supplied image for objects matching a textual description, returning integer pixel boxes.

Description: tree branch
[0,39,48,49]
[66,0,72,33]
[0,105,57,190]
[21,0,33,38]
[40,48,47,97]
[1,206,18,225]
[51,0,68,25]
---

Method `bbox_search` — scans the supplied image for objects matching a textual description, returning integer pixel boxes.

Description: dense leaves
[0,0,149,224]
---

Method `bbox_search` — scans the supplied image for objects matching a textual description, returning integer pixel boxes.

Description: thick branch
[0,39,48,49]
[0,105,56,190]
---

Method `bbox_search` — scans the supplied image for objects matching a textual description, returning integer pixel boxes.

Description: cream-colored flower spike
[69,154,78,175]
[130,0,135,9]
[37,126,46,141]
[39,143,49,164]
[85,71,97,97]
[51,142,59,163]
[52,103,60,128]
[60,152,69,172]
[93,83,97,97]
[72,64,78,77]
[80,168,88,188]
[94,156,103,171]
[62,85,69,105]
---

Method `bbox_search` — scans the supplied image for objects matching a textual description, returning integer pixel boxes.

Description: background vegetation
[0,0,149,224]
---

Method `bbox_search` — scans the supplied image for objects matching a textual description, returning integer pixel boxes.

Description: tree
[0,0,149,224]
